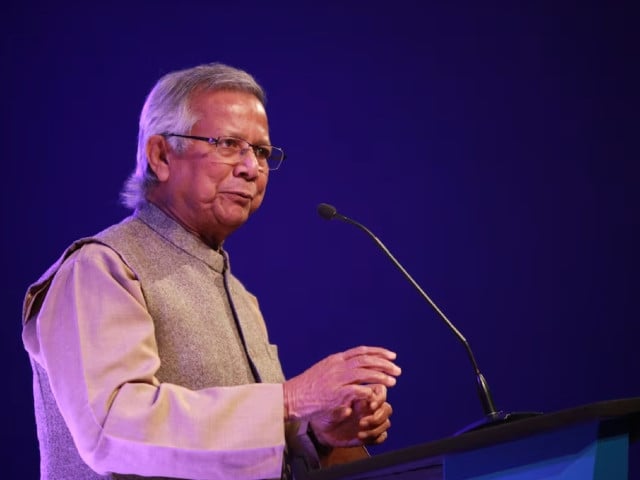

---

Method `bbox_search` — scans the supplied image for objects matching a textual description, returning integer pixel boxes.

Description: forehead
[189,89,267,124]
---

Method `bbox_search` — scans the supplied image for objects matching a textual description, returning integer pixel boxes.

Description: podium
[291,397,640,480]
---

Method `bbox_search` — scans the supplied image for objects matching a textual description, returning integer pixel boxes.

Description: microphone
[317,202,539,433]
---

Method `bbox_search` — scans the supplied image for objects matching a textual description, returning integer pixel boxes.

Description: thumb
[330,406,353,422]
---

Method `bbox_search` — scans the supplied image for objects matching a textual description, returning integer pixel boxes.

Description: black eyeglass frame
[162,133,286,171]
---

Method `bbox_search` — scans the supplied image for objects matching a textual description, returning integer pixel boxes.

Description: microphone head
[317,203,337,220]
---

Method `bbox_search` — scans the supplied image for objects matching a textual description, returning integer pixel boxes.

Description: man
[21,62,401,479]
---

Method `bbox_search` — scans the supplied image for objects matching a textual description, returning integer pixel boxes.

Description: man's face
[152,89,270,247]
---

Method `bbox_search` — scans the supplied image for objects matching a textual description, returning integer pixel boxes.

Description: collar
[134,202,227,273]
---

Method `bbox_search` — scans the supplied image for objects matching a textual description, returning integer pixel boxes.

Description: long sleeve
[22,243,286,479]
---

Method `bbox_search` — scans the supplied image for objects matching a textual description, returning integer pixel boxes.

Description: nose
[234,148,262,178]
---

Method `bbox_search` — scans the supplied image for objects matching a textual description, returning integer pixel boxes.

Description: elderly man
[22,62,401,479]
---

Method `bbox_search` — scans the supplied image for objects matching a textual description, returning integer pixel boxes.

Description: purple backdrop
[2,1,638,477]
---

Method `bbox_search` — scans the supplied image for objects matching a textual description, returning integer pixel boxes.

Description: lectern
[291,397,640,480]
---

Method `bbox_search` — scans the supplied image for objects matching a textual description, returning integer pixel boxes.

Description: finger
[346,355,402,378]
[368,384,388,410]
[358,419,391,442]
[360,414,391,436]
[327,363,397,390]
[367,430,388,445]
[319,353,401,388]
[359,402,392,428]
[342,346,398,361]
[349,367,399,387]
[370,384,387,398]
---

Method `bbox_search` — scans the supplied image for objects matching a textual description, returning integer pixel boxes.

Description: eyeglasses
[162,133,286,171]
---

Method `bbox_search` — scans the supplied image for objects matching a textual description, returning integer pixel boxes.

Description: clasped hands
[283,346,401,448]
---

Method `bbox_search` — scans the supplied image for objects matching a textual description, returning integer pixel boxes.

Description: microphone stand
[318,203,541,434]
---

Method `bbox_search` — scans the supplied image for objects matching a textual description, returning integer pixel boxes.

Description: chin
[224,210,252,228]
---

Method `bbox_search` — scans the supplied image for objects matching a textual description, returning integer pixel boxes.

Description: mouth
[221,191,254,200]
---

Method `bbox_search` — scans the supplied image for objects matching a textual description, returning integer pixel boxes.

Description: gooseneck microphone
[317,203,537,432]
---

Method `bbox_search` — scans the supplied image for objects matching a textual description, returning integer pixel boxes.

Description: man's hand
[309,384,393,447]
[283,346,401,422]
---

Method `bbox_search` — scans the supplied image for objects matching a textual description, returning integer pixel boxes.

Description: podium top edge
[303,396,640,480]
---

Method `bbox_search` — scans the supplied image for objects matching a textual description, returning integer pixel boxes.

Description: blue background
[2,1,638,477]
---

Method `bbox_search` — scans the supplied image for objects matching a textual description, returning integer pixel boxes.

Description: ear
[147,135,171,182]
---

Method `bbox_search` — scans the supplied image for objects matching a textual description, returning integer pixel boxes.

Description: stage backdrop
[2,1,638,478]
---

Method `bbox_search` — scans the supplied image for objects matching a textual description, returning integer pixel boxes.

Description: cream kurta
[22,203,295,479]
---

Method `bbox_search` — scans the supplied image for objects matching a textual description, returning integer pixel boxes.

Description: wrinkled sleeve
[23,243,286,480]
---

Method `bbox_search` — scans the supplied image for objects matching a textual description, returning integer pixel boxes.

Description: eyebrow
[223,133,272,146]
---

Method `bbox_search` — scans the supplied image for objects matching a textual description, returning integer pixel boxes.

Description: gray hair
[120,62,266,210]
